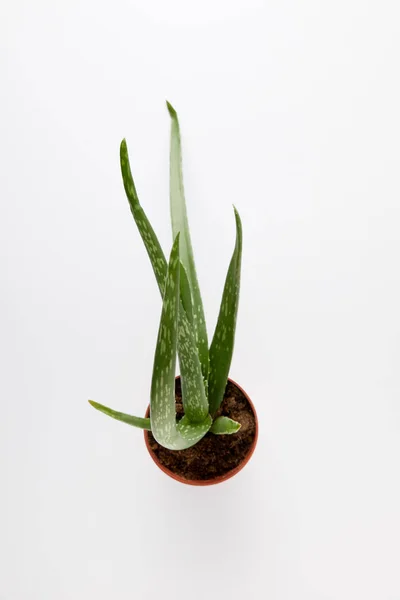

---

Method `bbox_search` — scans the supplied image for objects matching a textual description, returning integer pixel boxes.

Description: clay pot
[144,377,258,486]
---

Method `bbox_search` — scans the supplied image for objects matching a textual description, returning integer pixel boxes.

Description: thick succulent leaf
[177,413,212,441]
[179,262,193,325]
[120,139,167,295]
[150,236,210,449]
[120,138,208,424]
[208,208,243,415]
[167,101,209,383]
[177,293,209,423]
[88,400,151,430]
[210,416,241,435]
[150,234,181,448]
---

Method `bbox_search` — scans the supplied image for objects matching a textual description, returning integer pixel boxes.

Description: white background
[1,1,400,598]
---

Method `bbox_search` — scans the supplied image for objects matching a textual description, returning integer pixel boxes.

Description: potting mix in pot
[89,102,257,485]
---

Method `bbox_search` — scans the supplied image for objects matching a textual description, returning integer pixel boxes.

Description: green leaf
[150,235,211,449]
[176,263,209,423]
[120,139,167,296]
[150,234,181,448]
[177,312,209,423]
[179,262,193,325]
[208,207,243,415]
[167,101,209,384]
[88,400,151,430]
[210,416,241,435]
[177,413,212,441]
[120,138,208,424]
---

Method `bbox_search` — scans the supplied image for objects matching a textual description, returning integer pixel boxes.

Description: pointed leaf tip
[88,400,151,430]
[88,399,102,411]
[168,100,209,387]
[233,205,241,224]
[172,231,181,252]
[208,206,243,415]
[210,416,241,435]
[166,100,177,118]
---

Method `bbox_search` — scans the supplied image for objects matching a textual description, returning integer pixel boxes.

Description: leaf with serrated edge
[208,208,243,415]
[179,262,193,325]
[150,235,180,448]
[167,101,209,384]
[177,296,209,423]
[120,139,167,296]
[150,235,211,449]
[177,414,212,441]
[120,139,208,424]
[210,416,241,435]
[88,400,151,430]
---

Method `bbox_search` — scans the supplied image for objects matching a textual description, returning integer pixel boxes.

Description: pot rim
[144,376,258,486]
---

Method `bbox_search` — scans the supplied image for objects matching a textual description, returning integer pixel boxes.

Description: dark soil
[146,379,257,481]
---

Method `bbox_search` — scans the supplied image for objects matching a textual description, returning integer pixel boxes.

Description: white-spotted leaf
[120,140,208,423]
[177,295,208,423]
[177,413,212,441]
[167,101,209,384]
[150,234,181,448]
[179,262,193,325]
[120,139,167,295]
[150,235,211,449]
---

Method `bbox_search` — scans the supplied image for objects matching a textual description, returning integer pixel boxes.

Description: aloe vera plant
[89,102,243,451]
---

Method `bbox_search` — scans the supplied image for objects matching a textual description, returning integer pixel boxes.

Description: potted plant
[89,102,258,485]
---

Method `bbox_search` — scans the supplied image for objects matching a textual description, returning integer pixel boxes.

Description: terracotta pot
[144,377,258,486]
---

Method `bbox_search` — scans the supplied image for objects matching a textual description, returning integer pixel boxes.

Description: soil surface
[146,379,257,481]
